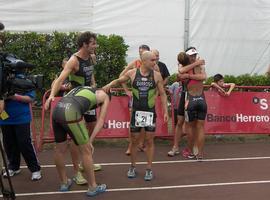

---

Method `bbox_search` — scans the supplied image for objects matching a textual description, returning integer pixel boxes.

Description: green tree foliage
[95,34,128,87]
[0,31,128,89]
[205,74,270,86]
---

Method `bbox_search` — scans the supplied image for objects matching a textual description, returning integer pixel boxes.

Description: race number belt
[135,111,154,127]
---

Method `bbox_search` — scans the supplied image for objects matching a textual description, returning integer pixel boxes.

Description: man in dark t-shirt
[151,49,170,86]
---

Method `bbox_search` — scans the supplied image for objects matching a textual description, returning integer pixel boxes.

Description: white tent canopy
[1,0,269,76]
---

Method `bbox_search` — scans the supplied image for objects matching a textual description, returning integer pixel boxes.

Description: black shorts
[52,99,89,145]
[130,110,156,133]
[177,91,185,116]
[83,109,97,122]
[185,93,207,122]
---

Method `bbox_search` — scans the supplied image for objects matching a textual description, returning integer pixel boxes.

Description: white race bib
[135,111,154,127]
[85,109,96,115]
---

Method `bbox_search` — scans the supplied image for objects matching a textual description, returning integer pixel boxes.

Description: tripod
[0,139,15,200]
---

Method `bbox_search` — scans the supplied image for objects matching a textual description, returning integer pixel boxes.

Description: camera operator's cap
[186,48,198,56]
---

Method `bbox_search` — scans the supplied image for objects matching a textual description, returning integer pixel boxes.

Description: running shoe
[31,171,42,181]
[86,184,106,197]
[168,148,180,157]
[127,166,136,178]
[144,169,153,181]
[187,153,195,159]
[79,163,102,172]
[181,147,191,158]
[193,146,199,156]
[196,154,203,162]
[125,149,131,156]
[3,169,21,177]
[182,148,195,159]
[73,171,87,185]
[94,164,102,171]
[60,178,72,192]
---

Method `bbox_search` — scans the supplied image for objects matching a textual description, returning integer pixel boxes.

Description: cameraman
[0,73,42,181]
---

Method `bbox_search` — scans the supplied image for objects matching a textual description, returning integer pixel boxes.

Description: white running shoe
[31,171,42,181]
[3,169,21,177]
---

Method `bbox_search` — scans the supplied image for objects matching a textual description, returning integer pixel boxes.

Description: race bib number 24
[135,111,154,127]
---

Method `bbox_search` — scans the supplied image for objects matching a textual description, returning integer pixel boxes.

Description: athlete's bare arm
[119,60,136,76]
[189,66,207,81]
[45,56,77,110]
[91,73,97,87]
[224,83,236,96]
[103,69,135,93]
[155,71,168,122]
[179,59,205,74]
[89,90,109,143]
[121,82,132,97]
[211,82,226,94]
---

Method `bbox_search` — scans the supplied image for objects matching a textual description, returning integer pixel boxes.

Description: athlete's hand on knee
[45,96,54,110]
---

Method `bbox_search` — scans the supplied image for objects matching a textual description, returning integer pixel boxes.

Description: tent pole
[184,0,190,50]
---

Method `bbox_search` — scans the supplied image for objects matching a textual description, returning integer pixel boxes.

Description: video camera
[0,53,44,99]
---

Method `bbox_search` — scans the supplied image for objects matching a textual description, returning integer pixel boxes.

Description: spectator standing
[151,49,170,86]
[0,80,41,181]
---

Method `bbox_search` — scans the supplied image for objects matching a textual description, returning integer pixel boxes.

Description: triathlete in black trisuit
[51,86,109,196]
[103,51,168,181]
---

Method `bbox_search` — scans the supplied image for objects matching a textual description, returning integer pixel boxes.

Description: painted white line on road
[7,179,270,197]
[20,156,270,169]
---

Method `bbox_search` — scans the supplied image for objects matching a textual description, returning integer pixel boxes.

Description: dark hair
[0,22,5,31]
[177,52,190,66]
[139,44,150,51]
[77,31,97,48]
[213,74,224,82]
[185,46,196,52]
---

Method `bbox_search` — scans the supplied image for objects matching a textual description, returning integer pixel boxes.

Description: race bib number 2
[135,111,154,127]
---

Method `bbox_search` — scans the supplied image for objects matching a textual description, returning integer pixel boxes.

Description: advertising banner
[40,91,270,149]
[96,96,168,138]
[205,91,270,134]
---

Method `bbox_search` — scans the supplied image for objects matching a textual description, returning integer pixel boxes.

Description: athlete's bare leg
[195,120,205,157]
[78,143,97,187]
[172,116,184,150]
[54,141,69,184]
[144,132,155,169]
[130,130,143,166]
[69,142,80,173]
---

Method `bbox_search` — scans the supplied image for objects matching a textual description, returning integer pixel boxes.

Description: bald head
[141,51,157,70]
[151,49,159,55]
[151,49,159,61]
[141,51,154,61]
